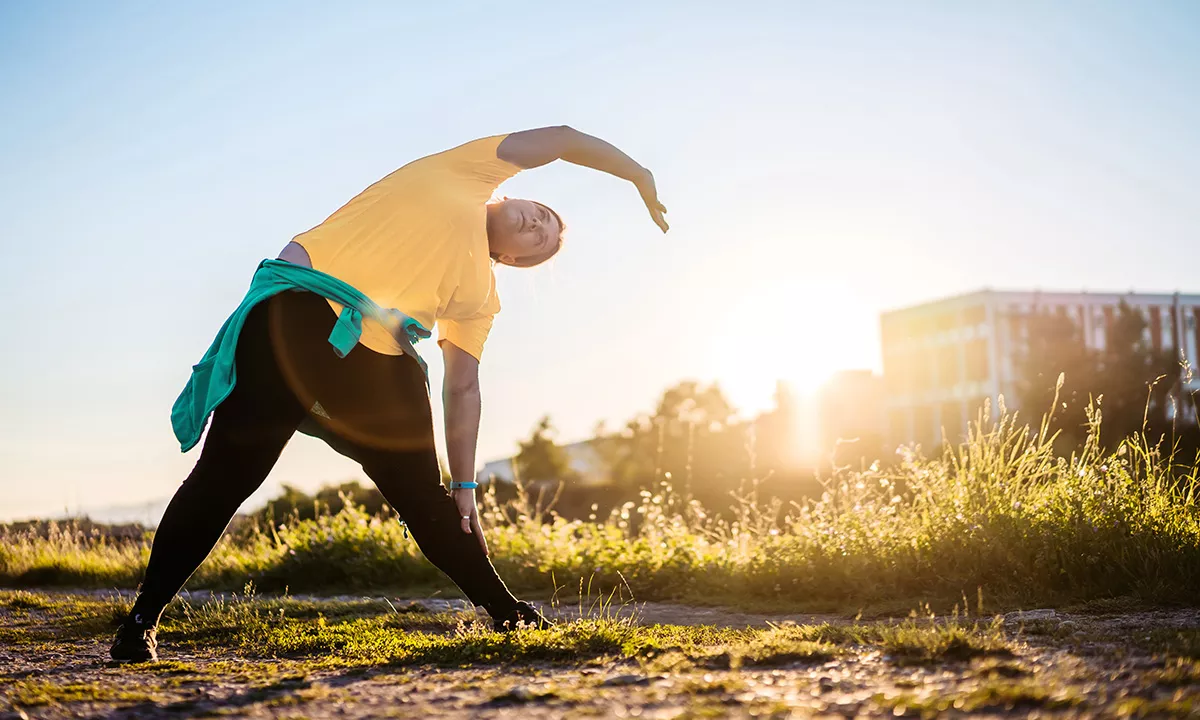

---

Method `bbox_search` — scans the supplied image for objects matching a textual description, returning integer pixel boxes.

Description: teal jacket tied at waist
[171,259,431,452]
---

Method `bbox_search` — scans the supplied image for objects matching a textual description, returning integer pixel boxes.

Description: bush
[2,405,1198,609]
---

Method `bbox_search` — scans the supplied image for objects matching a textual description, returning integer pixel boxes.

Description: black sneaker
[493,601,554,631]
[110,613,158,662]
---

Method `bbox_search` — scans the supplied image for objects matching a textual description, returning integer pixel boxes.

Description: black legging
[129,289,519,624]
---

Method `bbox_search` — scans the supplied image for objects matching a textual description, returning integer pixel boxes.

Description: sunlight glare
[705,290,870,418]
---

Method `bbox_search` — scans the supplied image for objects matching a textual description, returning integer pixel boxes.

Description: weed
[0,590,57,611]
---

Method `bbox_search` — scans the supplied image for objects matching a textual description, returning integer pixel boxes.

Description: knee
[180,446,271,508]
[364,454,448,508]
[396,491,457,529]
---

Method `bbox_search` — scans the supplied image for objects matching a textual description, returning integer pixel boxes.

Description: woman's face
[487,198,563,267]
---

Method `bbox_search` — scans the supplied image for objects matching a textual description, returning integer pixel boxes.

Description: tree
[1015,309,1095,446]
[1013,301,1183,451]
[594,380,753,505]
[1094,302,1180,446]
[514,415,576,485]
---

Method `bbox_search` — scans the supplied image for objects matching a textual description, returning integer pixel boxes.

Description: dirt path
[1,591,1198,719]
[24,588,847,628]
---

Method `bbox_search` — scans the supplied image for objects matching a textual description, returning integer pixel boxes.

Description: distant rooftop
[882,288,1200,318]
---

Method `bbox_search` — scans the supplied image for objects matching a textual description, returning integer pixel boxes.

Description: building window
[914,351,934,391]
[965,338,990,381]
[884,352,913,394]
[937,345,960,388]
[910,316,931,343]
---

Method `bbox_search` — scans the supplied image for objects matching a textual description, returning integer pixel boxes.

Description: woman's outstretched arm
[497,126,669,232]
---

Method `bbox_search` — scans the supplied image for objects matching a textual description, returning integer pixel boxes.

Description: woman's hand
[453,487,490,557]
[635,169,669,233]
[379,308,431,371]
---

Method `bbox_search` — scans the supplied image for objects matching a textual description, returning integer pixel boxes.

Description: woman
[110,126,668,661]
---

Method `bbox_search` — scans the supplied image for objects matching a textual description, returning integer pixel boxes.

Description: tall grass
[3,403,1198,608]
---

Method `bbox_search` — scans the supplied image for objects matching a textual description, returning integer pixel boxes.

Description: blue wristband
[450,481,479,490]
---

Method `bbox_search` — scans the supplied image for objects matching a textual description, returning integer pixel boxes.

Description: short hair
[492,201,566,268]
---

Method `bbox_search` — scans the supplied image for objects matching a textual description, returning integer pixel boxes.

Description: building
[880,290,1200,450]
[475,440,611,487]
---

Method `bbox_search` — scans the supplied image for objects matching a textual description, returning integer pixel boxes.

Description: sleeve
[426,134,523,195]
[438,268,500,362]
[438,312,495,362]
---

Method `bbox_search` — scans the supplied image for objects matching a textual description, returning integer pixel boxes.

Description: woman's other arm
[442,341,489,555]
[497,126,668,232]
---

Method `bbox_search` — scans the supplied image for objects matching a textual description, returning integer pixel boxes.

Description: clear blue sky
[2,1,1198,521]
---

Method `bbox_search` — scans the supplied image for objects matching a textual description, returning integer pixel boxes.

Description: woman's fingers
[639,187,668,233]
[650,207,669,233]
[636,172,668,233]
[454,491,474,535]
[453,490,488,555]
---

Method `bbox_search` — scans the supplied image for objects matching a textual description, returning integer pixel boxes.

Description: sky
[2,1,1198,521]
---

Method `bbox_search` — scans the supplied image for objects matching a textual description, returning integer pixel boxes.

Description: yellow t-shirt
[292,134,521,361]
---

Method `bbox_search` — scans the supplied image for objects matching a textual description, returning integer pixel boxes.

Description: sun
[703,301,873,470]
[704,298,873,418]
[710,336,839,417]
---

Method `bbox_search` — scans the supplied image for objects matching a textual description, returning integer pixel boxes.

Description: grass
[2,403,1199,611]
[878,681,1086,717]
[1149,659,1200,688]
[6,681,156,707]
[0,589,1008,670]
[2,591,1197,719]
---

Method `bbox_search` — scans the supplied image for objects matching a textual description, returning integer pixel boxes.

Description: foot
[110,612,158,662]
[493,601,554,631]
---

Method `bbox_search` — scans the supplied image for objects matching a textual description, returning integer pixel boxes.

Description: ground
[1,591,1198,719]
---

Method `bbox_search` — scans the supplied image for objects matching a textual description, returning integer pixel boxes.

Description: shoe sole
[109,647,157,663]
